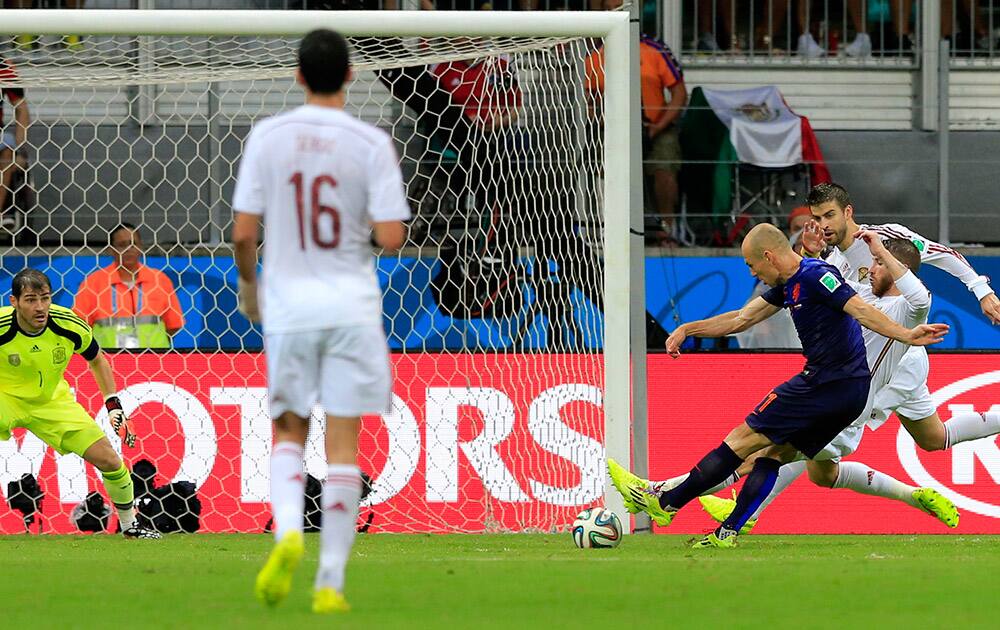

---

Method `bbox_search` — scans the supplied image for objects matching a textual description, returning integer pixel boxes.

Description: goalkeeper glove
[106,396,136,448]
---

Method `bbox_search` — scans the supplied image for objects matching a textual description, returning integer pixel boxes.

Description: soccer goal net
[0,9,635,535]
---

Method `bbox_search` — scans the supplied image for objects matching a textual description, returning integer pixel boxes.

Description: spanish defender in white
[803,182,1000,452]
[621,231,959,532]
[231,29,410,614]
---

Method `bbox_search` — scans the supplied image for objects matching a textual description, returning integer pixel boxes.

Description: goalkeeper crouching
[0,269,159,538]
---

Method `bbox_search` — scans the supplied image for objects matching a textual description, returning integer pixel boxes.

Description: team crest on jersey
[912,238,926,253]
[52,347,67,364]
[791,283,801,302]
[857,267,869,281]
[819,272,842,293]
[8,353,20,366]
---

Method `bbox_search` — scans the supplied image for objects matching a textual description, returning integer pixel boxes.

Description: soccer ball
[571,507,622,548]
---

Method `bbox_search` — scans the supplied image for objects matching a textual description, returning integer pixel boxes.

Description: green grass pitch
[4,533,996,629]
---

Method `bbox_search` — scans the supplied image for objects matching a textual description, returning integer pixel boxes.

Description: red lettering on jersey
[296,135,336,154]
[791,283,801,303]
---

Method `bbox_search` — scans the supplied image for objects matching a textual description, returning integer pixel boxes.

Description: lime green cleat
[913,488,959,528]
[313,587,350,614]
[607,458,642,514]
[697,490,758,535]
[692,529,738,549]
[606,458,676,527]
[255,530,305,607]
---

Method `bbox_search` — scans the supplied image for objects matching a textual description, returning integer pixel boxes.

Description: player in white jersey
[625,232,960,532]
[801,182,1000,452]
[231,30,410,614]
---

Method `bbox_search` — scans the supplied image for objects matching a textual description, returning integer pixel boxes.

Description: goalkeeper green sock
[101,464,137,529]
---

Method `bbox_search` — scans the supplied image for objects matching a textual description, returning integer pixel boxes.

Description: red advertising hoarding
[2,352,998,534]
[0,353,605,534]
[649,353,1000,534]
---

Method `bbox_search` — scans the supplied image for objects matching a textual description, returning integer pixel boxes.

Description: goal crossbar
[1,9,624,38]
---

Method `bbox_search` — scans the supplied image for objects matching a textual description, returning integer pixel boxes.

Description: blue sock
[660,443,743,510]
[720,457,782,533]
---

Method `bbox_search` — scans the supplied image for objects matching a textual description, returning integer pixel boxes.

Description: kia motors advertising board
[1,353,997,534]
[649,353,1000,534]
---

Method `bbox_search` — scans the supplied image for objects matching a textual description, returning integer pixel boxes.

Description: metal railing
[677,0,1000,66]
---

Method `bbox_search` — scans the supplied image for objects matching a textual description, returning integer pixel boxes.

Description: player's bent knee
[807,461,839,488]
[81,438,123,472]
[723,422,774,459]
[899,414,947,451]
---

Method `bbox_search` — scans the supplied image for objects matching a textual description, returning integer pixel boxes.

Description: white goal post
[0,9,645,533]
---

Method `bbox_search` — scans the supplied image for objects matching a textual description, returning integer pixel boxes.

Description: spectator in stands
[754,0,826,57]
[7,0,85,51]
[586,2,687,243]
[694,0,737,51]
[73,223,184,350]
[0,58,29,226]
[943,0,994,52]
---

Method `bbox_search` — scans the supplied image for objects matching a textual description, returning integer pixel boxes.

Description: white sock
[117,507,137,530]
[316,464,362,592]
[655,473,689,493]
[703,472,740,496]
[270,441,305,542]
[833,461,918,508]
[655,471,737,495]
[944,411,1000,449]
[748,460,806,521]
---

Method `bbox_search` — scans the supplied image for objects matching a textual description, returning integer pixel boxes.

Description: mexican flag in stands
[680,85,831,233]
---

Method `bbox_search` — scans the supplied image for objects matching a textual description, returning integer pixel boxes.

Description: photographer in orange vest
[74,224,184,349]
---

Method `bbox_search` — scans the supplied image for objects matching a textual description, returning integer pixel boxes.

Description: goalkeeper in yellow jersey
[0,269,160,538]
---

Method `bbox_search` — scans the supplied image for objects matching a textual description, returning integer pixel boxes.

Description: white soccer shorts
[870,348,936,427]
[264,326,392,419]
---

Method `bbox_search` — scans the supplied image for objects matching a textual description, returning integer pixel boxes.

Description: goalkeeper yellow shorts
[0,384,107,457]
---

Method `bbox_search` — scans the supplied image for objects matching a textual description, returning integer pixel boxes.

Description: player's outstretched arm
[872,224,998,324]
[666,297,780,357]
[843,295,948,346]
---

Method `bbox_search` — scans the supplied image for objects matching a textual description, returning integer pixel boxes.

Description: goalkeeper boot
[122,523,162,539]
[698,490,758,535]
[692,527,738,549]
[313,587,350,614]
[913,487,960,528]
[607,458,675,527]
[255,530,305,607]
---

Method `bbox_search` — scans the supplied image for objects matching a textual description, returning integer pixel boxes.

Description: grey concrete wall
[16,125,1000,246]
[815,130,1000,244]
